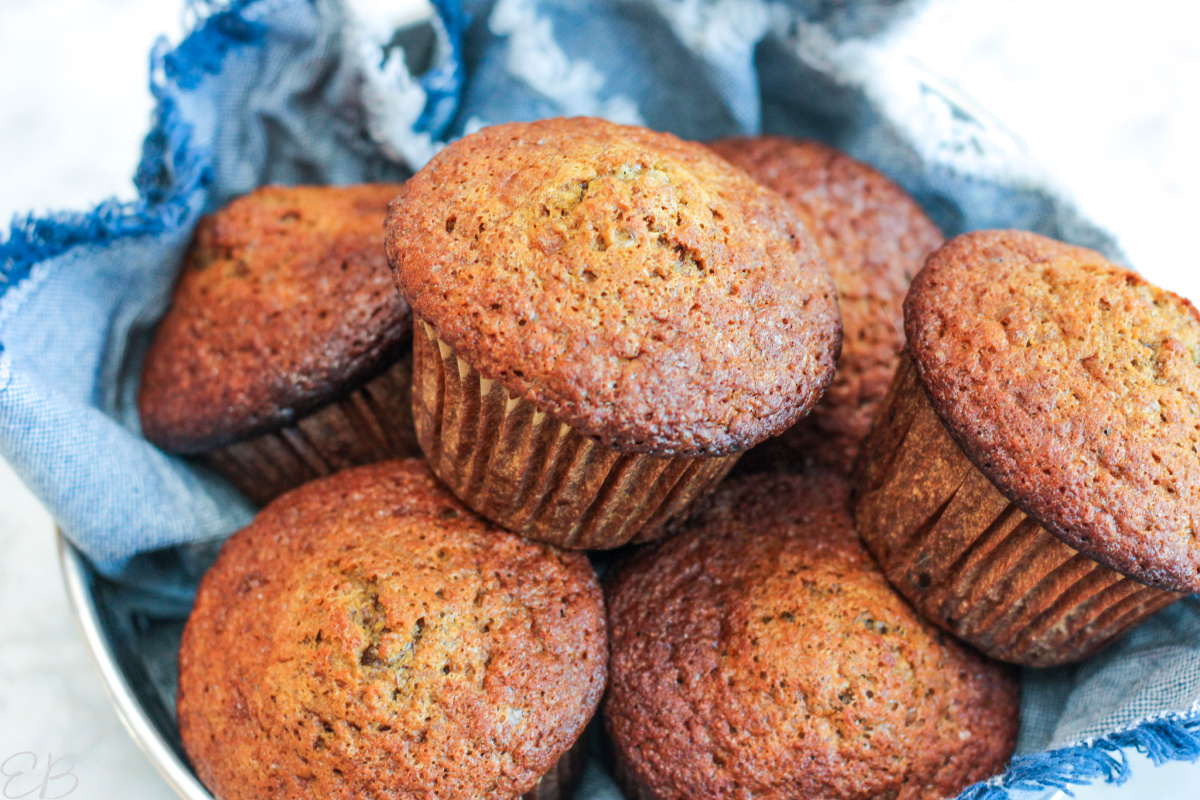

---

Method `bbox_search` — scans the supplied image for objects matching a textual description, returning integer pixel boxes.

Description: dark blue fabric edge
[959,709,1200,798]
[0,0,266,304]
[419,0,469,136]
[0,0,467,305]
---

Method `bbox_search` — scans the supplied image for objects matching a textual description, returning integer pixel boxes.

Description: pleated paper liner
[205,353,420,506]
[523,728,589,800]
[852,354,1185,667]
[412,319,739,549]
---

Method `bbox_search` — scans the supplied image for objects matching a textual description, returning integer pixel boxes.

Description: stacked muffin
[144,119,1200,800]
[708,137,943,474]
[387,119,841,548]
[178,460,604,800]
[605,473,1018,800]
[140,184,420,505]
[853,230,1200,665]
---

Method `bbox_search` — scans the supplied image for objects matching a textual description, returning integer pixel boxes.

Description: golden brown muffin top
[177,459,607,800]
[604,472,1018,800]
[709,136,943,473]
[907,230,1200,591]
[139,184,411,453]
[386,118,841,457]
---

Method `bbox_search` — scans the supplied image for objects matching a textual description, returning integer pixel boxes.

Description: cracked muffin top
[177,459,606,800]
[386,118,841,457]
[604,472,1019,800]
[907,230,1200,592]
[709,136,943,473]
[140,184,411,453]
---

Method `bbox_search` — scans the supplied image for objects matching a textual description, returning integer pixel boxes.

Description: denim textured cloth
[2,1,1198,796]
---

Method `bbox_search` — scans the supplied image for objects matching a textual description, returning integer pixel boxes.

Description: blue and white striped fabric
[2,1,1197,796]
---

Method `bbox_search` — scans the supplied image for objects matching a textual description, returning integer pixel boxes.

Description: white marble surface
[1,1,1199,798]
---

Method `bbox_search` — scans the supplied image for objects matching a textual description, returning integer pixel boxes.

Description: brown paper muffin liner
[205,353,419,506]
[523,729,589,800]
[412,319,739,549]
[852,354,1185,667]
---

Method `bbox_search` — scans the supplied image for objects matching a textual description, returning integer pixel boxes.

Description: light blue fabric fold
[2,1,1197,796]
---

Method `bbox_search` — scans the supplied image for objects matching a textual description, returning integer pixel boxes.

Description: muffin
[853,230,1198,666]
[709,137,943,474]
[177,459,606,800]
[139,184,419,505]
[604,472,1019,800]
[386,117,841,549]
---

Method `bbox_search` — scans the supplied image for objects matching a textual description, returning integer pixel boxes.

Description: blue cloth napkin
[3,1,1199,796]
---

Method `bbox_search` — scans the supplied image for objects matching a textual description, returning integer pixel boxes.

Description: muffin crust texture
[177,459,607,800]
[906,230,1200,591]
[140,183,411,452]
[709,136,943,472]
[604,472,1019,800]
[387,118,841,457]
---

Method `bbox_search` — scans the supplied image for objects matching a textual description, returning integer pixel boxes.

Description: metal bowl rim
[57,531,214,800]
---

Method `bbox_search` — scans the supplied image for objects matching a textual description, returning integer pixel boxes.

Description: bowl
[58,532,210,800]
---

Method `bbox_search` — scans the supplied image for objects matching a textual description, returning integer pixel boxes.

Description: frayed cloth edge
[958,708,1200,799]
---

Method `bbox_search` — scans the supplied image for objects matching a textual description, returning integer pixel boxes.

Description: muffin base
[852,354,1185,667]
[205,353,419,506]
[412,319,739,549]
[523,729,589,800]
